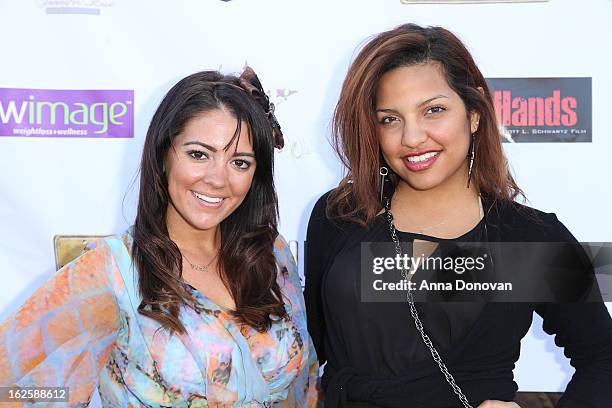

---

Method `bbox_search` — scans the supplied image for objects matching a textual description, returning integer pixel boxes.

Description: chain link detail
[384,197,474,408]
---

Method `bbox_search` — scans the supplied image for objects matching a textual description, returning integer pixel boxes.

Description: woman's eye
[426,105,446,115]
[233,159,251,170]
[188,150,207,160]
[379,116,398,125]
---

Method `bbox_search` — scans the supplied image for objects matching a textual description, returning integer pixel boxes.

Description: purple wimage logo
[0,88,134,138]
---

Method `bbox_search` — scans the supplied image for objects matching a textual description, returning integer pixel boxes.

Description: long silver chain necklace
[383,196,474,408]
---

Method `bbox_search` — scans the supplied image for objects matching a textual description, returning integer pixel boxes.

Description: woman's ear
[470,111,481,134]
[470,87,485,134]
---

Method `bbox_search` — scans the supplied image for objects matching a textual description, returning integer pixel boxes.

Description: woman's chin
[400,176,444,192]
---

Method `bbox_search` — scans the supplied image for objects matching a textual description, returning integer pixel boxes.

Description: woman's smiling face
[165,108,256,233]
[375,62,480,192]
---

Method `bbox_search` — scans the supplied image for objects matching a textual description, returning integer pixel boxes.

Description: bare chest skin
[391,196,484,277]
[393,201,482,240]
[182,262,236,311]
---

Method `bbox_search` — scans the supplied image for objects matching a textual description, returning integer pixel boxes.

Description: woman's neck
[165,210,220,255]
[393,180,479,214]
[390,179,481,237]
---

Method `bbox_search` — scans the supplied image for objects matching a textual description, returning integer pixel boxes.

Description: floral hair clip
[238,66,284,149]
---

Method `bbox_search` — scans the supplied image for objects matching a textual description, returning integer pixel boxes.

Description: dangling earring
[379,166,389,206]
[466,133,476,188]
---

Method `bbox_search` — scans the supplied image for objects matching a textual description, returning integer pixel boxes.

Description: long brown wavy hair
[329,23,524,225]
[132,70,287,334]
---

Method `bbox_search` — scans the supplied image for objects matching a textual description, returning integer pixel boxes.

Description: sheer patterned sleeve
[0,239,121,406]
[274,235,322,407]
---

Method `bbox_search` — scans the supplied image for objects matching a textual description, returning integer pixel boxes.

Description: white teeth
[407,152,439,163]
[193,191,224,203]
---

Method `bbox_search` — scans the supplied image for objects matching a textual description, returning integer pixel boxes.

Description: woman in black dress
[305,24,612,408]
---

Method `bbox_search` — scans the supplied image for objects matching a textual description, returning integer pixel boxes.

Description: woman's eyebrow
[376,95,449,113]
[375,108,399,113]
[182,141,217,152]
[417,94,449,107]
[232,152,255,158]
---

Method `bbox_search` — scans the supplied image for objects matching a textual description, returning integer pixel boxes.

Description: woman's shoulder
[273,233,301,282]
[308,188,360,237]
[486,197,573,242]
[272,234,306,313]
[309,189,333,223]
[81,229,133,261]
[75,230,135,296]
[273,233,295,267]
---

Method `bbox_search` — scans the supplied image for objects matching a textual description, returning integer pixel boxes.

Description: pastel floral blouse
[0,230,320,407]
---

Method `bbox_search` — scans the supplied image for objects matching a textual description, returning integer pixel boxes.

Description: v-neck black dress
[304,191,612,408]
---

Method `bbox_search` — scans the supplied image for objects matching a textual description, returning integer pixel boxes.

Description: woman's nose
[201,161,227,189]
[401,120,428,149]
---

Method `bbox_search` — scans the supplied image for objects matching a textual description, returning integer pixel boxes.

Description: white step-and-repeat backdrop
[1,0,611,403]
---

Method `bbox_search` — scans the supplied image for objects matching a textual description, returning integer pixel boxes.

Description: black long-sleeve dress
[304,191,612,408]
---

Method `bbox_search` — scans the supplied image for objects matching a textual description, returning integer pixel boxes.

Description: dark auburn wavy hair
[132,70,287,334]
[329,23,524,225]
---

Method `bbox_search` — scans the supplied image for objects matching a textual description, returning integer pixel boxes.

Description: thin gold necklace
[182,252,218,272]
